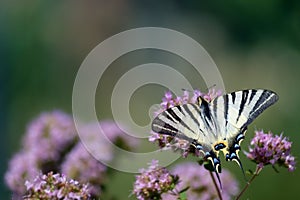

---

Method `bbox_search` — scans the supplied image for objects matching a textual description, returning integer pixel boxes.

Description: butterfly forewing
[152,103,215,146]
[152,89,278,143]
[212,89,279,132]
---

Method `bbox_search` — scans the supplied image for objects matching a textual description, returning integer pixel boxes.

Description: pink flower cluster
[133,160,238,200]
[5,111,139,198]
[24,172,91,200]
[163,162,239,200]
[133,160,179,200]
[246,130,296,171]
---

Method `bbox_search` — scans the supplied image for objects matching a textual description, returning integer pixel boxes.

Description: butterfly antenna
[207,84,217,91]
[181,88,192,92]
[206,84,217,92]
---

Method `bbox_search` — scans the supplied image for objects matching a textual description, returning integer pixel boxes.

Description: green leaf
[179,191,187,200]
[179,186,189,193]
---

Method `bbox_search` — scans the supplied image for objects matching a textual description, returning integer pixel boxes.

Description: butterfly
[151,89,278,185]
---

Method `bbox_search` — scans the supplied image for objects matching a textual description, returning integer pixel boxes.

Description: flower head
[23,110,77,162]
[99,120,139,150]
[61,121,139,198]
[5,111,77,195]
[61,142,107,197]
[133,160,179,200]
[4,151,40,194]
[150,89,223,157]
[157,90,203,115]
[202,88,223,102]
[162,162,239,200]
[24,172,91,200]
[246,130,296,171]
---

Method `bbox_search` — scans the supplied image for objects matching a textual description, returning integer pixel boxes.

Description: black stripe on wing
[248,89,257,104]
[166,107,197,135]
[223,94,229,127]
[243,90,278,128]
[199,97,215,132]
[236,90,249,123]
[151,105,199,142]
[183,104,199,127]
[166,108,182,123]
[200,99,212,121]
[151,116,196,142]
[231,92,236,104]
[152,116,178,136]
[219,89,278,131]
[183,104,206,136]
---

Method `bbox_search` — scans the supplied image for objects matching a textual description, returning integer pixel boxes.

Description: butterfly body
[152,89,278,183]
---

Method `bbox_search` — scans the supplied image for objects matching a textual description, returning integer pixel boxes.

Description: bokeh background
[1,1,300,199]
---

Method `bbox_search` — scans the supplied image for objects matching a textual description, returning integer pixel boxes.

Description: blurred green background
[1,0,300,199]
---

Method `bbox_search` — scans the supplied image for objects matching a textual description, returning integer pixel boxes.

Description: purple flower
[246,130,296,171]
[162,162,239,200]
[133,160,179,200]
[22,110,77,162]
[61,142,107,197]
[150,89,223,157]
[24,172,91,200]
[202,88,222,102]
[61,121,138,198]
[6,111,140,199]
[99,120,139,149]
[76,122,115,162]
[5,111,77,195]
[4,151,40,195]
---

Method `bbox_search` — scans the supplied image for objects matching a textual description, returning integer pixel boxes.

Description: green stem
[235,166,263,200]
[209,171,223,200]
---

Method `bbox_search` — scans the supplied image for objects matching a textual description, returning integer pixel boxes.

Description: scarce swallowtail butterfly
[151,89,278,186]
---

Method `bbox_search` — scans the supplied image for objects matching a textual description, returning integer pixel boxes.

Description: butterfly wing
[151,103,216,152]
[211,89,279,140]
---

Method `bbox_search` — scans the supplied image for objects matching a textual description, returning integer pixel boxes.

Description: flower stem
[235,166,263,200]
[209,171,223,200]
